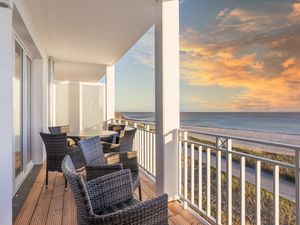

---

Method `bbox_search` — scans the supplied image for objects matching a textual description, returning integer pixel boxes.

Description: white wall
[54,82,80,131]
[0,5,13,225]
[14,0,49,165]
[54,81,105,131]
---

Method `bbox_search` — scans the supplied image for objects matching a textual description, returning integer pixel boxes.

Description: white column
[155,0,180,199]
[0,3,13,224]
[48,57,55,126]
[105,65,115,126]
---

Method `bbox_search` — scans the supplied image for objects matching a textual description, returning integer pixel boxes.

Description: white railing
[114,118,300,224]
[178,129,300,225]
[115,119,156,177]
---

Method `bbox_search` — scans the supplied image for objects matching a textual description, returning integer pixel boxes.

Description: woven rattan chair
[108,124,126,136]
[40,132,72,189]
[78,136,142,200]
[102,128,136,153]
[49,125,78,146]
[62,156,168,225]
[48,125,70,134]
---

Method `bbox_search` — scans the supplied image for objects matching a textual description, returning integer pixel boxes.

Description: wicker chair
[102,128,137,153]
[108,124,126,136]
[78,136,142,200]
[49,125,78,146]
[40,132,71,189]
[48,125,70,134]
[62,156,168,225]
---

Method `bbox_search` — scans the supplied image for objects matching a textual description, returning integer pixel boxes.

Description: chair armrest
[86,169,134,212]
[90,194,168,225]
[85,164,123,181]
[101,141,120,153]
[105,151,139,172]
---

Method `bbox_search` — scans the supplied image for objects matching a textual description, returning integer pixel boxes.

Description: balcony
[1,0,300,224]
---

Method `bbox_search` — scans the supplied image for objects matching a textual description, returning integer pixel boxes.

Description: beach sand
[182,125,300,156]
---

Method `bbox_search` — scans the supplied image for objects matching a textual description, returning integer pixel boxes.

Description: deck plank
[15,164,205,225]
[29,172,56,225]
[14,164,46,225]
[45,173,65,225]
[62,186,77,225]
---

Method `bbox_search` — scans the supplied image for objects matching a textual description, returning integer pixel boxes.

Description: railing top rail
[179,128,300,151]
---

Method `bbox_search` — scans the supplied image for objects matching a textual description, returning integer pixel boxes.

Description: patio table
[68,130,118,143]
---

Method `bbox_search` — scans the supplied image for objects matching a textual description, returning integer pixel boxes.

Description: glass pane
[26,56,31,164]
[14,42,23,177]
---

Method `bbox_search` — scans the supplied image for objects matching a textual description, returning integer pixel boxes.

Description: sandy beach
[182,125,300,156]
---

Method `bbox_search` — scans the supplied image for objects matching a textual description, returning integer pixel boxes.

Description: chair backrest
[49,125,70,134]
[40,132,69,172]
[108,124,125,136]
[119,128,137,152]
[78,136,105,166]
[62,156,93,225]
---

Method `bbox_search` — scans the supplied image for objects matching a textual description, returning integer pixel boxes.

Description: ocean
[121,112,300,135]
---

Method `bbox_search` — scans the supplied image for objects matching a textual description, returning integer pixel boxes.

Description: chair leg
[64,176,68,191]
[138,184,142,201]
[45,170,49,189]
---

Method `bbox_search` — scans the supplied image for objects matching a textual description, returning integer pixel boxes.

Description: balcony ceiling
[54,61,107,82]
[26,0,157,81]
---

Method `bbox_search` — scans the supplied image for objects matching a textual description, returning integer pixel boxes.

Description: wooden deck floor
[14,164,205,225]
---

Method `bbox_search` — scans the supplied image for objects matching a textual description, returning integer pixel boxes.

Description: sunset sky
[115,0,300,112]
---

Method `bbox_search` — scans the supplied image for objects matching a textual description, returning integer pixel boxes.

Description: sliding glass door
[13,38,33,191]
[14,41,23,178]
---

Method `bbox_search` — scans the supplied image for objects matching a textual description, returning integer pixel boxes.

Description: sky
[115,0,300,112]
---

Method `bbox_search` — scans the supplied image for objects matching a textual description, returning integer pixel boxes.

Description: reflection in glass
[14,42,23,177]
[26,56,32,164]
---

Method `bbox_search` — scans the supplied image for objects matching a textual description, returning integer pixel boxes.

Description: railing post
[178,130,182,197]
[296,150,300,225]
[145,125,150,172]
[133,122,138,157]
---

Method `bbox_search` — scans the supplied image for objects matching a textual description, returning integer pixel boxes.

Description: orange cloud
[180,17,300,111]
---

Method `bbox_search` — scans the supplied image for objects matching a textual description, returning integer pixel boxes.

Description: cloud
[180,2,300,111]
[289,3,300,22]
[129,26,155,68]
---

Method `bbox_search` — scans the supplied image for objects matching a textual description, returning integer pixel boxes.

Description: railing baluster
[145,127,147,170]
[178,131,182,196]
[191,143,195,205]
[138,129,141,165]
[198,145,202,210]
[216,138,222,224]
[256,160,261,225]
[184,131,188,209]
[240,156,246,225]
[149,132,153,174]
[139,129,142,166]
[227,139,232,225]
[296,150,300,225]
[274,165,279,225]
[144,128,147,170]
[206,147,211,217]
[153,134,156,176]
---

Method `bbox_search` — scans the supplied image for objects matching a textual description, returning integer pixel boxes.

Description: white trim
[13,29,35,194]
[13,161,34,195]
